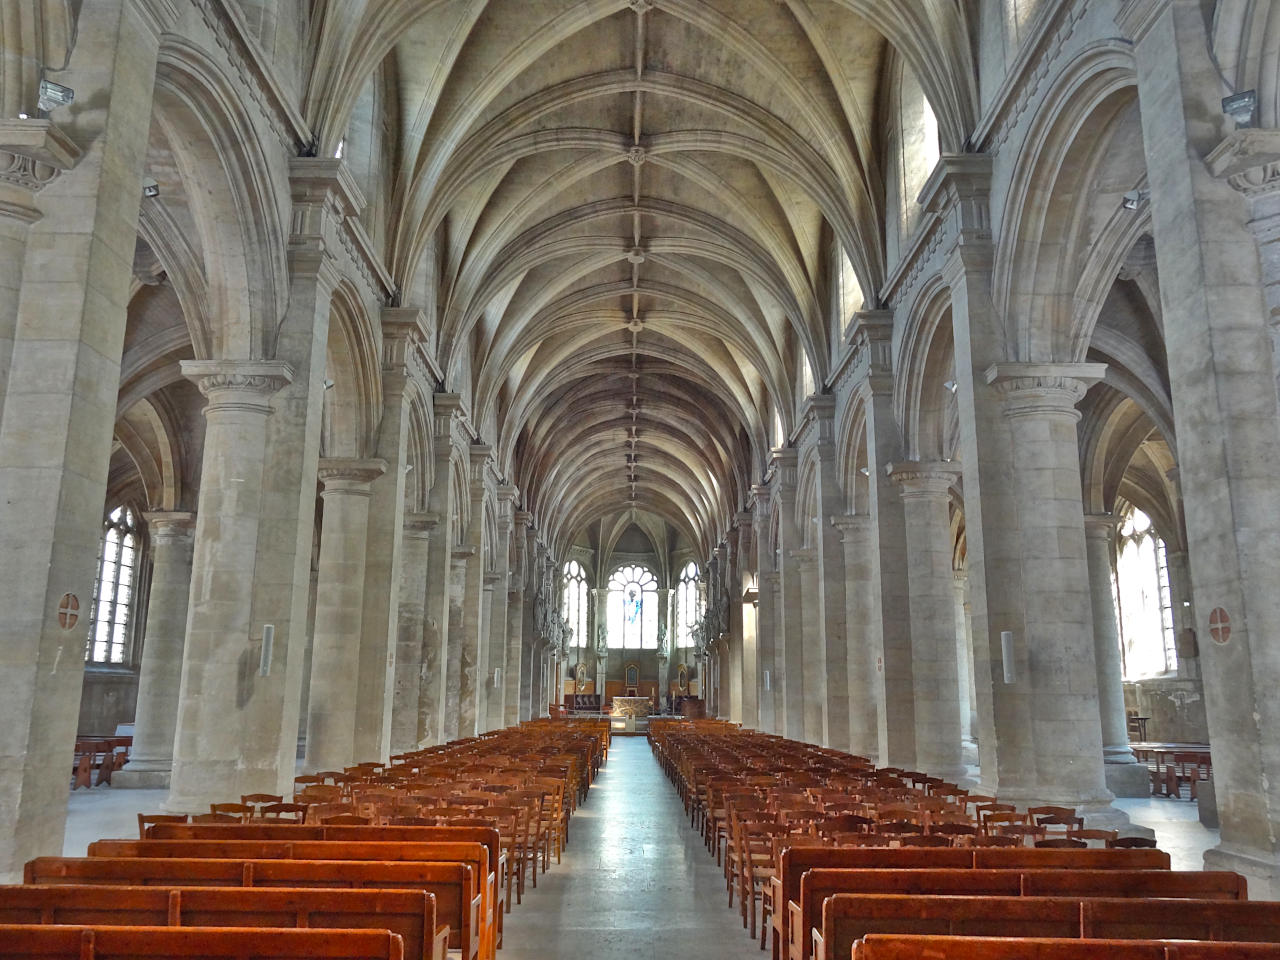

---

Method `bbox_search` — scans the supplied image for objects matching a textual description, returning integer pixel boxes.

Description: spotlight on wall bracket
[858,466,871,477]
[1121,189,1149,211]
[142,178,159,199]
[37,78,74,112]
[943,379,958,393]
[322,378,335,390]
[1223,89,1258,129]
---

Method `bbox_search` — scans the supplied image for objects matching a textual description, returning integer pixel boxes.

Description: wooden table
[1129,742,1211,799]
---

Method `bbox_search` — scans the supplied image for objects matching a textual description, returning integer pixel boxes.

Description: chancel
[4,1,1280,959]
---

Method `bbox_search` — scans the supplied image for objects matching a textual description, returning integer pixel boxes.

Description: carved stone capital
[318,457,387,494]
[887,461,960,499]
[1207,129,1280,199]
[143,511,196,547]
[830,513,872,544]
[985,362,1106,421]
[0,120,80,224]
[1083,512,1119,542]
[181,359,294,414]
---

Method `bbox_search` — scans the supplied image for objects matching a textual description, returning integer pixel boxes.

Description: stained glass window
[607,564,657,649]
[562,560,588,647]
[675,561,701,648]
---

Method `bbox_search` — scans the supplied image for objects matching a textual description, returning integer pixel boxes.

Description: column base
[1204,844,1280,898]
[112,766,171,789]
[1104,759,1152,798]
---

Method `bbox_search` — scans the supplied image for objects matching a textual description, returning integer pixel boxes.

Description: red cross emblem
[1209,607,1231,645]
[57,593,79,630]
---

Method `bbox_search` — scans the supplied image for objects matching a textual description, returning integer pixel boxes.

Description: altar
[610,696,653,719]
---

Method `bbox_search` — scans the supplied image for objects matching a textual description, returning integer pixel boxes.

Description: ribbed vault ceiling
[323,0,976,556]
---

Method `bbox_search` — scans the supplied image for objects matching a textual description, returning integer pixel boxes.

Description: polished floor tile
[1115,795,1220,871]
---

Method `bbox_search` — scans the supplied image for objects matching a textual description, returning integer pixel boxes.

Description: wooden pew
[769,843,1171,960]
[143,822,507,940]
[790,869,1248,960]
[814,895,1280,960]
[24,858,479,960]
[86,838,495,960]
[0,925,406,960]
[851,934,1280,960]
[0,885,448,960]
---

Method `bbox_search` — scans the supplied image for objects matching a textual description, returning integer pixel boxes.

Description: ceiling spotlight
[1121,189,1148,211]
[37,78,74,112]
[17,112,28,120]
[943,380,958,394]
[858,466,871,477]
[1223,89,1257,128]
[142,177,159,198]
[322,378,335,390]
[403,463,414,474]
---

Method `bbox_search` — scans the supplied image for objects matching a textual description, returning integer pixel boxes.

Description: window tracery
[86,506,139,665]
[675,561,702,648]
[562,559,588,647]
[606,564,657,649]
[1113,506,1177,678]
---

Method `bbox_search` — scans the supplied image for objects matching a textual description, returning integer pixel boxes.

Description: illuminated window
[606,564,658,649]
[562,560,588,647]
[86,506,140,665]
[675,561,702,648]
[1113,507,1177,679]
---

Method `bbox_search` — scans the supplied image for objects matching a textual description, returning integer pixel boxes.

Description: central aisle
[501,735,758,960]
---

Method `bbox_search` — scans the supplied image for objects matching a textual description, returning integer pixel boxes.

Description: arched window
[675,561,702,648]
[86,506,140,665]
[1113,506,1177,679]
[562,560,588,647]
[606,564,658,649]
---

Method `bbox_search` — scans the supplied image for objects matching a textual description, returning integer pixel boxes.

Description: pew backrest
[851,935,1280,960]
[0,925,405,960]
[0,885,446,960]
[24,858,479,960]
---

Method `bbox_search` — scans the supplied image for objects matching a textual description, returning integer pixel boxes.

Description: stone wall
[78,668,139,736]
[1123,678,1208,744]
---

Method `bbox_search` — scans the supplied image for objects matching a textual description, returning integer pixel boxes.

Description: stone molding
[317,457,387,491]
[985,362,1107,420]
[403,511,438,537]
[886,461,961,499]
[830,513,871,543]
[1116,0,1170,44]
[128,0,181,38]
[142,511,196,546]
[1083,512,1119,540]
[181,359,294,411]
[0,120,81,224]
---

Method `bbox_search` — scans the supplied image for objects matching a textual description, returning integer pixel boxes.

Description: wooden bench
[0,925,405,960]
[0,885,447,960]
[851,934,1280,960]
[86,838,495,960]
[25,858,479,960]
[143,823,507,935]
[790,868,1248,960]
[814,895,1280,960]
[769,843,1171,960]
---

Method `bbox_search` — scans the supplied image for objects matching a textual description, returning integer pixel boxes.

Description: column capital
[143,511,196,546]
[404,510,439,537]
[0,120,80,224]
[1208,129,1280,202]
[433,393,465,445]
[770,448,799,494]
[181,360,294,412]
[830,513,872,543]
[318,457,386,493]
[985,362,1106,419]
[886,460,960,498]
[920,154,994,242]
[1083,512,1119,541]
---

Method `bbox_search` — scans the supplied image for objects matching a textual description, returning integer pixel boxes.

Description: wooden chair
[136,813,187,839]
[209,802,254,821]
[322,812,374,825]
[1110,835,1158,849]
[259,802,309,822]
[1035,837,1087,848]
[191,813,239,823]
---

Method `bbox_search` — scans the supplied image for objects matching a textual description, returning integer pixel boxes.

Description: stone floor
[60,740,1222,959]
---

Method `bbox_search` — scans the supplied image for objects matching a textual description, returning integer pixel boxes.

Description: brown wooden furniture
[0,925,406,960]
[851,934,1280,960]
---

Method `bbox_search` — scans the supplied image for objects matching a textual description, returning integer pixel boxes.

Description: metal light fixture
[859,466,870,477]
[37,78,74,112]
[1223,89,1258,128]
[943,379,958,393]
[1121,189,1149,211]
[142,178,159,198]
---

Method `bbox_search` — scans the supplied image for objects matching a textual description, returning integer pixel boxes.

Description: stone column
[250,160,362,796]
[353,311,418,763]
[303,458,385,773]
[953,572,979,767]
[0,0,173,879]
[1083,514,1149,796]
[810,398,851,750]
[834,515,880,761]
[736,517,759,728]
[502,512,530,726]
[422,396,461,744]
[891,463,967,782]
[793,548,825,743]
[390,512,432,754]
[458,446,492,736]
[486,489,516,731]
[167,361,293,813]
[115,513,196,788]
[444,548,471,741]
[853,312,917,768]
[771,451,807,741]
[987,366,1113,812]
[725,534,744,724]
